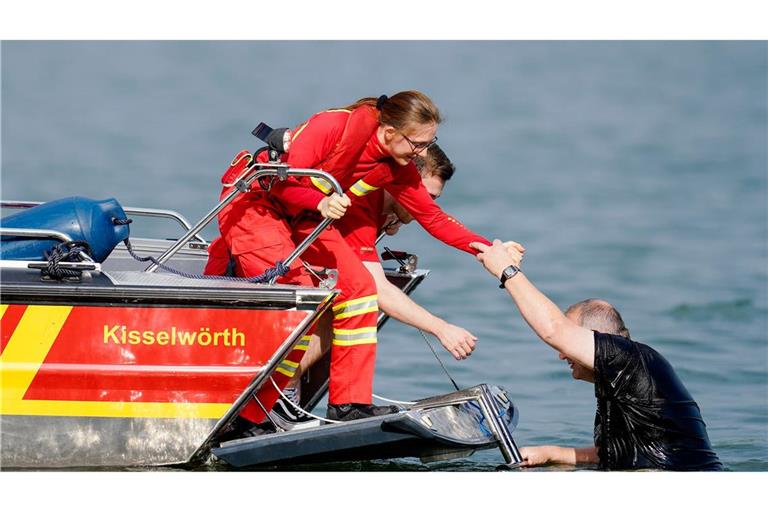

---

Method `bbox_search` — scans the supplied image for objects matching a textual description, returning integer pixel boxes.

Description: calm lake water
[2,41,766,471]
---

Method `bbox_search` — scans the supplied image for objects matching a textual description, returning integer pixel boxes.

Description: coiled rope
[114,217,289,284]
[41,240,94,280]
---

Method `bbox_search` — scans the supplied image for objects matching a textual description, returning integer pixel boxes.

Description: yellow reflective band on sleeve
[332,295,378,320]
[349,179,379,197]
[311,177,333,195]
[324,109,352,113]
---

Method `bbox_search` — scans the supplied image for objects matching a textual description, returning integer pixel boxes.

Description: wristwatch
[499,264,520,288]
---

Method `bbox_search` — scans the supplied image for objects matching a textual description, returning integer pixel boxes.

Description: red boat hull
[0,299,328,467]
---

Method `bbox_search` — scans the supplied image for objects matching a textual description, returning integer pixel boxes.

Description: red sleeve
[270,179,326,212]
[384,163,491,256]
[254,148,326,212]
[269,111,348,212]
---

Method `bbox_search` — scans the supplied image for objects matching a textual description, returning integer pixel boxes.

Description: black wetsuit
[593,332,723,471]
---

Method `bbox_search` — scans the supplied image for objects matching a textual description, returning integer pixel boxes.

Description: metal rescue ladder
[415,385,524,468]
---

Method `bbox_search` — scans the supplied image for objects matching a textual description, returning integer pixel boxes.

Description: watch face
[499,265,518,288]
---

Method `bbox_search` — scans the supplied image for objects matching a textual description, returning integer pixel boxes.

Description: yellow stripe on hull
[0,305,233,420]
[0,399,231,419]
[0,305,72,405]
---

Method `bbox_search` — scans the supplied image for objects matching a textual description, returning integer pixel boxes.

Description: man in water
[469,239,723,470]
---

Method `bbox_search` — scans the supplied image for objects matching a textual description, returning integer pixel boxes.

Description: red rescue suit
[205,107,383,423]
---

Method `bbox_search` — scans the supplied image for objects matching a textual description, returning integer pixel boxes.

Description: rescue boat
[1,160,523,470]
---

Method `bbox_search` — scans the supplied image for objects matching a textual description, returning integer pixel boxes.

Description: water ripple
[666,299,765,322]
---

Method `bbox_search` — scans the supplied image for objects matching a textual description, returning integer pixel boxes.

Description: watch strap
[499,264,520,288]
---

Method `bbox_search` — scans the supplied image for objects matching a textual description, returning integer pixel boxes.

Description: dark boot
[271,387,313,424]
[326,403,400,422]
[214,415,275,443]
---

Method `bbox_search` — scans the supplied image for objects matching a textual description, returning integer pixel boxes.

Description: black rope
[123,239,288,283]
[42,241,93,281]
[417,329,461,391]
[112,215,288,282]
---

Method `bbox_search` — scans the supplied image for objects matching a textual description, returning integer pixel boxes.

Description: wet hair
[340,90,442,130]
[565,299,631,338]
[413,143,455,182]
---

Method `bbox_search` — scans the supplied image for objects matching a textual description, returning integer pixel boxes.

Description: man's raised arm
[469,240,595,370]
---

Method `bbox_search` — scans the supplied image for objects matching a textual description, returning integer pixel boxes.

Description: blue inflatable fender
[1,196,130,263]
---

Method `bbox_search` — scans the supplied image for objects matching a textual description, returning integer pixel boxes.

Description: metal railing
[1,200,206,244]
[144,162,342,277]
[0,227,94,262]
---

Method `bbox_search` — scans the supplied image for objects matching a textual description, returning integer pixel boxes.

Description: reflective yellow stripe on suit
[311,176,333,195]
[291,121,309,142]
[349,179,379,197]
[276,359,300,378]
[332,326,378,347]
[332,295,378,320]
[294,335,311,351]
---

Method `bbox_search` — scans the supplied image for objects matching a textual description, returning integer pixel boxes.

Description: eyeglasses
[400,132,438,152]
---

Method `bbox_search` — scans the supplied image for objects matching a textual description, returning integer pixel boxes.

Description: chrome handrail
[0,227,94,262]
[1,201,206,244]
[144,163,342,274]
[412,384,523,467]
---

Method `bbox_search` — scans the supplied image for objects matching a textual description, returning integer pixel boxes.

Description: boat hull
[0,267,335,468]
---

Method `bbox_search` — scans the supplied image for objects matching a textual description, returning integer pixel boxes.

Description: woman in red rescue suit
[206,91,504,424]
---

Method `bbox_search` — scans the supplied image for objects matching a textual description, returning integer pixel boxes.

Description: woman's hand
[317,193,351,220]
[469,239,526,278]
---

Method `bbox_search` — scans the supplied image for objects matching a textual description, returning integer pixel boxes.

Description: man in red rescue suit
[206,92,503,424]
